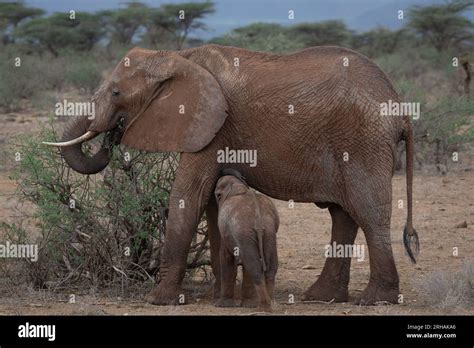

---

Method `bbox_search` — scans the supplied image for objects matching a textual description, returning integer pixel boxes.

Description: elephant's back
[217,194,256,230]
[224,45,404,145]
[217,192,279,233]
[202,45,402,133]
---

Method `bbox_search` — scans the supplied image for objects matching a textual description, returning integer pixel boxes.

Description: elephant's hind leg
[241,269,259,307]
[264,234,278,301]
[345,174,400,305]
[242,233,278,308]
[303,204,358,302]
[239,241,272,312]
[205,196,222,301]
[216,247,238,307]
[353,202,400,305]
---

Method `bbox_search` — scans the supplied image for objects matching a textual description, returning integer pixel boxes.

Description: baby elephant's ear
[122,53,227,152]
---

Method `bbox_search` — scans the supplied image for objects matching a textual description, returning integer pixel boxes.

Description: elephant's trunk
[58,117,112,175]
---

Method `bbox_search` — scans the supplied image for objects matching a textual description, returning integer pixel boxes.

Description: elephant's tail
[403,120,420,263]
[255,227,267,273]
[251,191,267,273]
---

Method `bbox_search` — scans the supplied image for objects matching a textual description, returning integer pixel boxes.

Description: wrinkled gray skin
[214,173,279,312]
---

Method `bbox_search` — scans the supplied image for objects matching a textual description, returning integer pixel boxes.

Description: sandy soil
[0,112,473,315]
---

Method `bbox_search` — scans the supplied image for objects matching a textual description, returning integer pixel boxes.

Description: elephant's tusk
[42,131,99,147]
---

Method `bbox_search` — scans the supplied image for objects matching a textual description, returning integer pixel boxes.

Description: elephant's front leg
[215,247,238,307]
[146,153,219,305]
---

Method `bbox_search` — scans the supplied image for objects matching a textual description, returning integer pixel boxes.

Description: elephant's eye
[112,89,120,97]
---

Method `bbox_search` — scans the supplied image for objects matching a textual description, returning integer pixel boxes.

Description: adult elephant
[44,44,419,305]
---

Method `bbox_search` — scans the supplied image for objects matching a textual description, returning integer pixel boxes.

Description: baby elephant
[214,169,279,312]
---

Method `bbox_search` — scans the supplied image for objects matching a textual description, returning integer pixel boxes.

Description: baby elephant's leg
[216,247,238,307]
[239,242,272,312]
[241,269,258,307]
[264,235,278,301]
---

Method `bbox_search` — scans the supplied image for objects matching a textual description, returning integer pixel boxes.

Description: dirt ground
[0,112,473,315]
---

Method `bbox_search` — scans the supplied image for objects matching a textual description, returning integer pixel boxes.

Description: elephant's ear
[121,53,228,152]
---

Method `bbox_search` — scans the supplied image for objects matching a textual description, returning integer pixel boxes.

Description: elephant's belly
[250,176,335,204]
[212,104,342,202]
[231,145,340,204]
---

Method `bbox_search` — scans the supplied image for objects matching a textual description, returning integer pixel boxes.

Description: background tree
[141,8,176,48]
[351,27,411,58]
[408,0,474,52]
[100,2,149,46]
[211,23,304,53]
[75,12,107,51]
[289,20,352,47]
[15,12,105,56]
[0,1,44,45]
[154,1,215,50]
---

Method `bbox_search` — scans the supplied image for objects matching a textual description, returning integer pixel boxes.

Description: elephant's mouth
[103,115,126,148]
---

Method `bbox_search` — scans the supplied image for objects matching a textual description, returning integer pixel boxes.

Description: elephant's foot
[354,282,399,305]
[215,298,238,307]
[303,280,349,302]
[213,281,221,300]
[257,303,273,313]
[241,284,259,308]
[145,284,181,305]
[240,297,259,308]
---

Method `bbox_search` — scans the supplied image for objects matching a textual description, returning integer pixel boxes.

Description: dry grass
[414,261,473,310]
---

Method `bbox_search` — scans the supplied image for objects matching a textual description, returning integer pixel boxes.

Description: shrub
[0,52,68,112]
[0,56,40,112]
[414,96,474,171]
[3,122,209,294]
[376,47,474,171]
